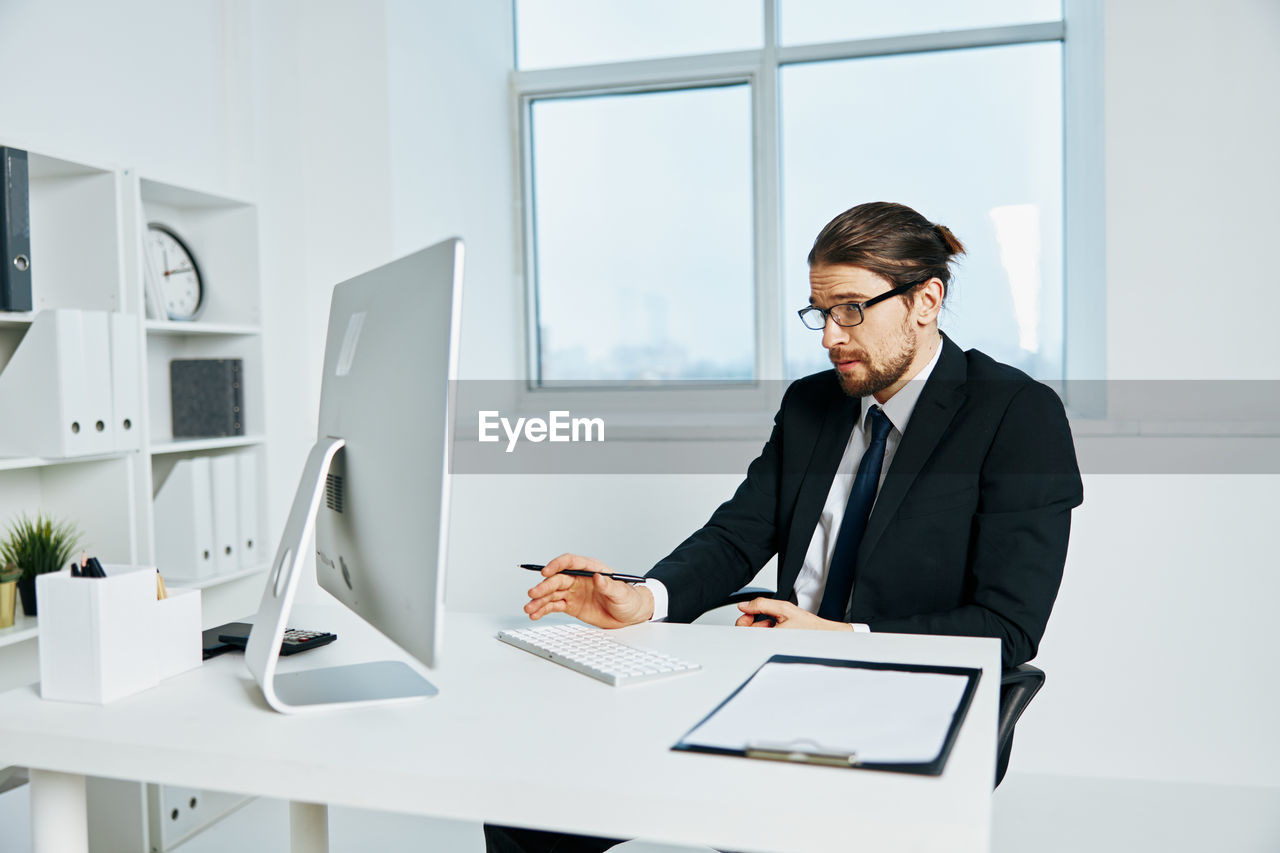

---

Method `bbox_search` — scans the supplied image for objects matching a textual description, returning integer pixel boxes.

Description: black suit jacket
[647,335,1083,666]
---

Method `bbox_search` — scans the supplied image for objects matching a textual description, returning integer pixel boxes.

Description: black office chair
[710,587,1045,788]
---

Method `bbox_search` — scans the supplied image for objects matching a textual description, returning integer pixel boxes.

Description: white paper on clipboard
[680,661,972,765]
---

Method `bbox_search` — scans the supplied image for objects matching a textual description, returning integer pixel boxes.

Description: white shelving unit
[0,144,273,850]
[135,177,270,618]
[0,145,272,646]
[145,319,262,336]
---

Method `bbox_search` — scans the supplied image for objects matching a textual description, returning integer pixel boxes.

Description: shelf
[28,151,112,180]
[145,320,261,337]
[166,563,269,591]
[139,177,252,210]
[0,611,38,649]
[0,450,133,472]
[0,313,34,328]
[150,435,265,455]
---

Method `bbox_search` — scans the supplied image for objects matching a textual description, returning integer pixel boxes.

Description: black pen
[519,563,648,584]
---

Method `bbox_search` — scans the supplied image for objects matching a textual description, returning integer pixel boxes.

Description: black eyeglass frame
[797,278,929,330]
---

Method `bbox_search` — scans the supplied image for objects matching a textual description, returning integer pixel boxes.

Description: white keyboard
[497,623,701,686]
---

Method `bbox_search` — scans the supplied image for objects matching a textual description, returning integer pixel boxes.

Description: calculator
[213,622,338,656]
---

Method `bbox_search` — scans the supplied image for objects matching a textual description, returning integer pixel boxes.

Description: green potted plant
[0,561,20,629]
[0,513,81,617]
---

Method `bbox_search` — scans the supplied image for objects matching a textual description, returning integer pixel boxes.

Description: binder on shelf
[236,451,260,568]
[153,456,216,580]
[1,146,32,312]
[109,312,142,450]
[170,358,244,438]
[672,655,981,776]
[54,311,89,456]
[0,309,90,457]
[0,309,147,457]
[78,311,116,455]
[209,454,240,575]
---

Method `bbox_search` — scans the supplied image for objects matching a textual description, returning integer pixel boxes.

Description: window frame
[510,1,1101,435]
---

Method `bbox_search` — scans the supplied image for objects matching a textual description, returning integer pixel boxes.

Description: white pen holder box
[153,586,201,680]
[37,566,201,704]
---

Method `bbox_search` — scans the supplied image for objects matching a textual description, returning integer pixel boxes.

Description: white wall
[384,0,523,382]
[244,0,398,547]
[0,0,248,192]
[1013,0,1280,788]
[243,0,518,561]
[1103,0,1280,381]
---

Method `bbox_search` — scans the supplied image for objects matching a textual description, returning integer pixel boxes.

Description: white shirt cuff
[647,578,669,621]
[849,622,870,633]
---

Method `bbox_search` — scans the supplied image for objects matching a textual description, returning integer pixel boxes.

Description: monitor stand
[245,437,438,713]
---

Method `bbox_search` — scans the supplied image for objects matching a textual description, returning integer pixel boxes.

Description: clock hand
[163,267,194,276]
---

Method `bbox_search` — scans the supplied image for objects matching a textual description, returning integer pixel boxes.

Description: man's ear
[912,277,945,326]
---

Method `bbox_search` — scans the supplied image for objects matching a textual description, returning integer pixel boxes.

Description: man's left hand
[734,598,854,630]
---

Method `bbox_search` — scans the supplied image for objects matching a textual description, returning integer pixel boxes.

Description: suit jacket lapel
[776,382,859,598]
[855,335,968,569]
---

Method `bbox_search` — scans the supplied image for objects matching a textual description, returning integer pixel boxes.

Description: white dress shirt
[648,337,944,626]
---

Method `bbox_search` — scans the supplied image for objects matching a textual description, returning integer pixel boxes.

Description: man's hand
[734,598,854,631]
[524,553,654,629]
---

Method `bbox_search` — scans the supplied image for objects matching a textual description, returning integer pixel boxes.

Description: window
[531,86,755,383]
[515,2,1070,390]
[781,42,1063,379]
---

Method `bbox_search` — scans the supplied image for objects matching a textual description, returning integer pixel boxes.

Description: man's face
[808,264,917,399]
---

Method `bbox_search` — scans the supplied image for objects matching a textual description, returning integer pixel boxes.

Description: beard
[830,321,917,398]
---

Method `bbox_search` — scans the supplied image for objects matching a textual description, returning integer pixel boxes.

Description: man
[486,202,1083,853]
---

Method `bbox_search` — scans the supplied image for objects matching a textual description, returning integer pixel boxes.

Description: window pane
[532,86,754,383]
[516,0,762,70]
[780,0,1061,45]
[781,42,1063,380]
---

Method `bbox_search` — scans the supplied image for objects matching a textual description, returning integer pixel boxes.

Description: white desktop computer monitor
[246,238,463,713]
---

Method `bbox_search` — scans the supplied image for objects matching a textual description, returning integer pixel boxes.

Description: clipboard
[671,655,982,775]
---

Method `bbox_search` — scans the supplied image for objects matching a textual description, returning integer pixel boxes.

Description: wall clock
[145,223,204,321]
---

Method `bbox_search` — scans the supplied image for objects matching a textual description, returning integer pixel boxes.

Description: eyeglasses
[797,279,925,330]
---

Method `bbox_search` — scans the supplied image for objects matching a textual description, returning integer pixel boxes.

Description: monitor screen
[312,239,462,669]
[246,238,463,712]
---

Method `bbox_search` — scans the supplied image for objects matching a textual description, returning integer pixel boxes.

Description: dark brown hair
[807,202,965,304]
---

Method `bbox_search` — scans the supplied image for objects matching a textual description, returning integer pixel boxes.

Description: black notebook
[672,655,981,775]
[171,358,244,438]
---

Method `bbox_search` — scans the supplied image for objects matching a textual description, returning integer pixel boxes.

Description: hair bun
[933,223,966,257]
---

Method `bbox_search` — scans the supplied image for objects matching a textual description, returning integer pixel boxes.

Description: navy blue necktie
[817,405,894,621]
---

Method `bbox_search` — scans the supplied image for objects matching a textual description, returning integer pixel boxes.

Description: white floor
[991,773,1280,853]
[1,773,1278,852]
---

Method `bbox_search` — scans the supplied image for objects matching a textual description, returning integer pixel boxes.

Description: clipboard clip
[745,739,860,767]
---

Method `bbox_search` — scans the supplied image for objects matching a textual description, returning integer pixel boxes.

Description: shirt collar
[861,335,944,434]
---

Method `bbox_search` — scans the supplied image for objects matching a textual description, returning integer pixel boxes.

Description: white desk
[0,607,1000,853]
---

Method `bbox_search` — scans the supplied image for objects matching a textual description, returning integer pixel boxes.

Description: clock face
[146,224,204,321]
